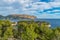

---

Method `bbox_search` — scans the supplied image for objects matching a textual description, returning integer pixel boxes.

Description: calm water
[38,19,60,28]
[11,19,60,28]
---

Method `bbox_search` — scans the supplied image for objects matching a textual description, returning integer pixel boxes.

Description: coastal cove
[10,19,60,28]
[37,19,60,28]
[0,14,60,28]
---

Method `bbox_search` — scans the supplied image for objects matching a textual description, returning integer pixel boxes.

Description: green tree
[35,22,53,40]
[18,21,38,40]
[51,27,60,40]
[0,20,13,40]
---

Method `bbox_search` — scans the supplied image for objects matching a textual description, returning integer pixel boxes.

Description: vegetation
[0,20,60,40]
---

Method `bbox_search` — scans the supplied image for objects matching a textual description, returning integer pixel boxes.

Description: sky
[0,0,60,19]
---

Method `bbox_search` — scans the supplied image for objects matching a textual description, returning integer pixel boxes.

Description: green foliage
[17,21,38,40]
[0,20,13,40]
[0,20,60,40]
[50,27,60,40]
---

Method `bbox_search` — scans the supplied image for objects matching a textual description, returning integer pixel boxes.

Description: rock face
[6,14,37,19]
[4,14,37,22]
[0,14,37,22]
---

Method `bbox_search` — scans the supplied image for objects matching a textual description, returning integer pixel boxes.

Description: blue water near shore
[11,19,60,28]
[38,19,60,28]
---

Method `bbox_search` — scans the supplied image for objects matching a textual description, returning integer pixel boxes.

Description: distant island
[0,14,37,21]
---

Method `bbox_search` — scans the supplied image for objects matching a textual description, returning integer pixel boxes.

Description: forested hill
[0,14,37,20]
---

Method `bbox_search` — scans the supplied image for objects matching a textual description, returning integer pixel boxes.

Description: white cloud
[21,2,60,12]
[4,0,16,3]
[6,6,14,10]
[18,0,32,4]
[0,6,14,10]
[1,0,60,18]
[37,13,60,19]
[49,2,60,7]
[31,2,51,11]
[3,0,60,11]
[21,2,51,12]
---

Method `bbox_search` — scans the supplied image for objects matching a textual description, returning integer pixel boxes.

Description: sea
[11,19,60,28]
[37,19,60,28]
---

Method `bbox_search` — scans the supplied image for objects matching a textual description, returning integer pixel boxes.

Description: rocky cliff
[0,14,37,20]
[6,14,37,19]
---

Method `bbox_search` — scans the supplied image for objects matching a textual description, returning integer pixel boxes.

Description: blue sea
[11,19,60,28]
[38,19,60,28]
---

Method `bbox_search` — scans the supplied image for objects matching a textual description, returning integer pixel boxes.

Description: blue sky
[0,0,60,19]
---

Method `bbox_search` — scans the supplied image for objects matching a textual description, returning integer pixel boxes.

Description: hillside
[0,15,4,19]
[6,14,36,19]
[0,14,37,21]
